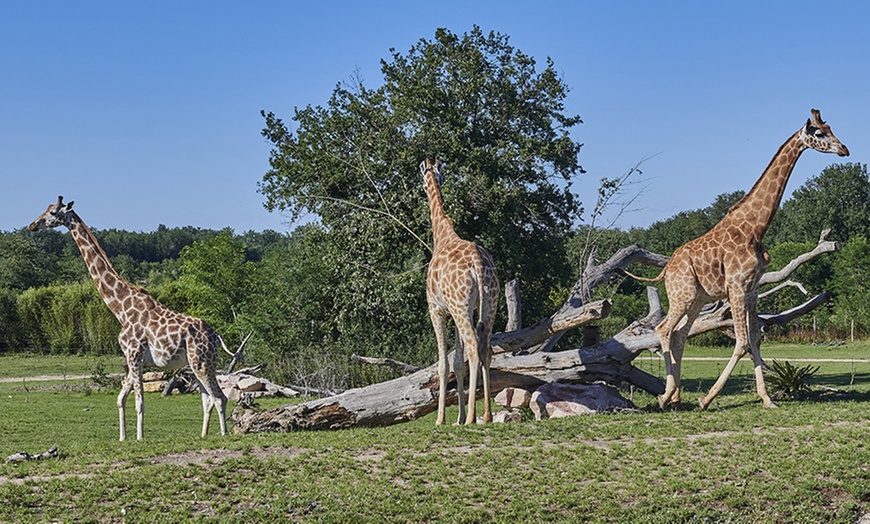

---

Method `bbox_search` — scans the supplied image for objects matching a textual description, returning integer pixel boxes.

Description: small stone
[492,410,524,423]
[494,387,533,410]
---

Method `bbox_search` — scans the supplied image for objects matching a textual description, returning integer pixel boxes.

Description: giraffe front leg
[746,294,777,408]
[133,369,145,441]
[117,375,132,442]
[699,291,749,410]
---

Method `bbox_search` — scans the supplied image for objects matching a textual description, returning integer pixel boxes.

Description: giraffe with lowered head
[422,158,500,424]
[29,197,237,440]
[625,109,849,410]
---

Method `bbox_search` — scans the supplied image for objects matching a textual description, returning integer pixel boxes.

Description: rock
[218,373,299,400]
[494,387,532,410]
[492,410,524,423]
[143,380,168,393]
[530,382,634,420]
[237,376,266,392]
[143,371,170,382]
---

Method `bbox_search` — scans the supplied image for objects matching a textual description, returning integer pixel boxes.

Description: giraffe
[625,109,848,410]
[422,158,500,425]
[29,197,236,440]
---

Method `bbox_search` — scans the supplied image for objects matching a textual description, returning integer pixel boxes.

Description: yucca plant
[763,359,820,400]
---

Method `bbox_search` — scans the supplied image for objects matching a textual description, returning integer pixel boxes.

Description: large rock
[494,387,532,410]
[218,373,299,400]
[530,382,634,420]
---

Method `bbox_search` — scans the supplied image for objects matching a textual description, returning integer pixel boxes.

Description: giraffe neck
[724,129,807,240]
[67,212,135,320]
[425,172,460,251]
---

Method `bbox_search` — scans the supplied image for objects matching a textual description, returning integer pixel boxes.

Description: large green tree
[259,27,585,356]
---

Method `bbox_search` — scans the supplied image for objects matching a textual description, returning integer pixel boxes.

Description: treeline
[2,163,869,388]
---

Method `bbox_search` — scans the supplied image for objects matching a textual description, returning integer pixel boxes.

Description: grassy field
[0,343,869,523]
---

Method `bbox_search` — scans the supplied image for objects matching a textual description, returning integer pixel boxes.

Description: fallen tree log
[232,232,838,433]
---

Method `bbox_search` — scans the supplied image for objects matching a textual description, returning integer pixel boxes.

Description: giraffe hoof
[763,401,778,409]
[697,398,709,411]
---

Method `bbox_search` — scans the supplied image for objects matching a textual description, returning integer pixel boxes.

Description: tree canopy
[258,26,587,347]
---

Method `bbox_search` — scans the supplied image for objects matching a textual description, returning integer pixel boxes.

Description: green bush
[16,283,119,354]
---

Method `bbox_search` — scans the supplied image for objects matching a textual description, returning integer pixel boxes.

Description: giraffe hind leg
[453,328,467,425]
[478,321,493,423]
[430,311,450,426]
[193,371,227,437]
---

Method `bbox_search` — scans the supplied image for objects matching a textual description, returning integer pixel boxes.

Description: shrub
[763,359,819,400]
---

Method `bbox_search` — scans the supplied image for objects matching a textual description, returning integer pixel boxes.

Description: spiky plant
[763,359,819,400]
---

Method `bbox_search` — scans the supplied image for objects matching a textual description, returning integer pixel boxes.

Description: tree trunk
[232,233,839,433]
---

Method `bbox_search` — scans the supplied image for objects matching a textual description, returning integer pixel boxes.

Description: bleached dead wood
[232,233,838,433]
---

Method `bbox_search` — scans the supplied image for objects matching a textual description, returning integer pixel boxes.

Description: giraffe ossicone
[29,196,237,440]
[422,158,500,425]
[625,109,848,410]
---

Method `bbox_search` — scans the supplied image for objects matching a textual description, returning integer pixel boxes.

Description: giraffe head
[420,157,445,189]
[801,109,849,157]
[29,196,75,231]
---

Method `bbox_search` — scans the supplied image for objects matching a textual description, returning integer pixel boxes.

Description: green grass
[0,345,869,522]
[0,354,118,379]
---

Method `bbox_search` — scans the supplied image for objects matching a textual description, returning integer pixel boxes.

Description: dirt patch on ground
[0,446,308,486]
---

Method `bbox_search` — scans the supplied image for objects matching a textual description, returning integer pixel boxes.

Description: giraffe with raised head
[29,197,236,440]
[422,158,500,425]
[625,109,849,410]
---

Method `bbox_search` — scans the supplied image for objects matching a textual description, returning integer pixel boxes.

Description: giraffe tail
[619,267,666,283]
[473,264,495,359]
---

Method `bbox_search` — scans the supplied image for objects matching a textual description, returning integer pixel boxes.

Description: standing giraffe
[29,197,236,440]
[625,109,848,410]
[422,158,500,425]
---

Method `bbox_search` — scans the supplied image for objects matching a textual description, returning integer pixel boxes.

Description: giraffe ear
[65,201,75,211]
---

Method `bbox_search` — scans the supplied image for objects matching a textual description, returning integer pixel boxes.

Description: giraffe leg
[118,353,145,441]
[117,373,133,442]
[746,293,776,408]
[129,360,145,441]
[430,310,450,426]
[655,306,688,409]
[452,329,467,425]
[478,322,493,423]
[699,291,750,410]
[668,301,705,409]
[193,372,228,437]
[453,318,479,425]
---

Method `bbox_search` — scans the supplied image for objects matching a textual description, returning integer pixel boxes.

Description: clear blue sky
[2,1,867,233]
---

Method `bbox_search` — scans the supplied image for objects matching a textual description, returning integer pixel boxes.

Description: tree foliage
[770,163,870,243]
[258,26,586,353]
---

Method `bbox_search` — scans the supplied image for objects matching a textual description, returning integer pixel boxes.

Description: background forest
[2,28,867,390]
